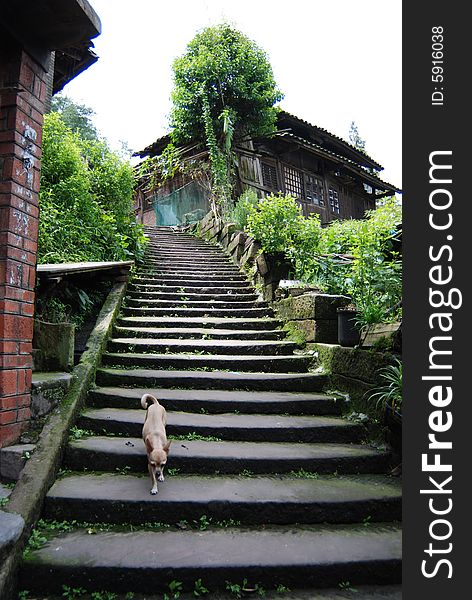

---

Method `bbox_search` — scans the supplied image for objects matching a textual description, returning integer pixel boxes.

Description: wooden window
[305,175,325,206]
[240,155,260,183]
[328,187,340,213]
[261,161,278,189]
[284,166,303,198]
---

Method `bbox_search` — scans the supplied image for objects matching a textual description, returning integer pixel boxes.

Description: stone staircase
[20,226,401,597]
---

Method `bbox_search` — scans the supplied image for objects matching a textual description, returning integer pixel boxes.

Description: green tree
[51,94,98,140]
[39,112,145,264]
[171,24,283,144]
[169,23,283,216]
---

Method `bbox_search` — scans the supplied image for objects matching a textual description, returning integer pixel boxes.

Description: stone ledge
[0,444,36,481]
[276,293,351,321]
[0,512,24,566]
[311,343,395,385]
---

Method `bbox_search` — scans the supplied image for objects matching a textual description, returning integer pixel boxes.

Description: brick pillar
[0,39,47,447]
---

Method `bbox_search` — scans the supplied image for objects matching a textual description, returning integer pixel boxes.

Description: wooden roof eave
[274,134,400,195]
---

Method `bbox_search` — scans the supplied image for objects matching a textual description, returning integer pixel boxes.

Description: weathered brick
[0,370,18,395]
[17,407,31,421]
[0,410,18,425]
[0,421,26,448]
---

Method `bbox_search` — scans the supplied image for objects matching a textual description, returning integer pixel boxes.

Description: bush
[230,189,259,230]
[39,113,146,264]
[243,193,401,326]
[246,193,303,253]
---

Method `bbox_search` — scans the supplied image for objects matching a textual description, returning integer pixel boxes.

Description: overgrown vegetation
[39,110,146,264]
[141,23,283,218]
[241,193,402,326]
[367,357,403,416]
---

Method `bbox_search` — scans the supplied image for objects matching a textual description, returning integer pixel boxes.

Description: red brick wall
[0,43,46,447]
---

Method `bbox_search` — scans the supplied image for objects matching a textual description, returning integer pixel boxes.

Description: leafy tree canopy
[51,94,98,141]
[170,23,284,145]
[39,112,146,264]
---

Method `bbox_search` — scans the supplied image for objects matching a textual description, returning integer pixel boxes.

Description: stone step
[78,408,361,443]
[64,436,391,474]
[139,259,239,267]
[108,337,298,356]
[20,524,401,594]
[112,325,284,341]
[128,284,254,295]
[88,387,341,415]
[96,368,328,392]
[144,251,231,261]
[143,254,230,262]
[121,306,273,318]
[117,316,281,330]
[132,277,250,288]
[124,299,266,310]
[134,273,248,283]
[139,268,242,276]
[126,290,260,302]
[43,473,402,525]
[102,352,311,373]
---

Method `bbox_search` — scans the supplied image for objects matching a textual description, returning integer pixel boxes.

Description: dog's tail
[141,393,158,409]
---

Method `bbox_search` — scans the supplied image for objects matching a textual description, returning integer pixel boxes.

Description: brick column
[0,40,47,447]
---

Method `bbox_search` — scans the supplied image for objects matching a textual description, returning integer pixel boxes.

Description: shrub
[39,113,146,264]
[246,193,303,253]
[230,189,259,230]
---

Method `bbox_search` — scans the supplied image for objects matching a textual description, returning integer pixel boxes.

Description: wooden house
[134,111,399,226]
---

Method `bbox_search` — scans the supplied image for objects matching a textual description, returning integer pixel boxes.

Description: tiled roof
[274,131,399,193]
[278,111,382,170]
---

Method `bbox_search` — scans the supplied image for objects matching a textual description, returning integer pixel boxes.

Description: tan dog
[141,393,171,495]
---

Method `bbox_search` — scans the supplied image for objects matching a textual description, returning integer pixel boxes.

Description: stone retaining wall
[310,343,396,410]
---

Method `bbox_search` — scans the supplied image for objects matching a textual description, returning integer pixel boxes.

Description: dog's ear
[163,440,172,454]
[145,437,153,454]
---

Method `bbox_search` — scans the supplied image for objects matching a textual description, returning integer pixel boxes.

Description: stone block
[275,293,351,321]
[256,253,269,276]
[0,444,35,480]
[33,320,75,371]
[312,343,395,385]
[0,511,25,564]
[31,372,73,418]
[199,211,214,231]
[288,319,338,343]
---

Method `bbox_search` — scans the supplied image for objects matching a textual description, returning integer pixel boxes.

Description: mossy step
[101,352,311,373]
[132,278,251,288]
[124,299,266,310]
[88,386,341,415]
[126,290,260,302]
[95,368,328,392]
[121,307,273,318]
[64,436,390,474]
[107,338,298,356]
[43,472,401,525]
[78,408,362,443]
[112,325,284,341]
[20,524,401,594]
[128,284,254,295]
[117,316,281,330]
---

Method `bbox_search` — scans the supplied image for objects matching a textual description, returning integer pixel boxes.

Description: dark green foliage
[230,188,260,230]
[51,94,98,141]
[243,194,402,326]
[39,112,146,264]
[170,23,283,145]
[168,23,283,216]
